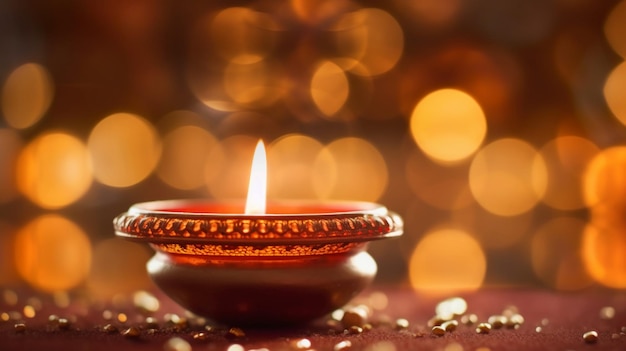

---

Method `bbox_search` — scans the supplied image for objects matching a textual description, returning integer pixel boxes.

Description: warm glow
[469,138,547,216]
[88,113,161,188]
[583,222,626,289]
[410,89,487,163]
[87,238,152,299]
[2,63,54,129]
[312,137,388,201]
[267,134,324,199]
[311,60,349,117]
[583,146,626,208]
[333,8,404,76]
[157,125,218,190]
[604,0,626,59]
[245,140,267,215]
[604,61,626,126]
[530,217,592,291]
[409,228,486,293]
[16,132,93,209]
[540,136,599,210]
[14,215,91,292]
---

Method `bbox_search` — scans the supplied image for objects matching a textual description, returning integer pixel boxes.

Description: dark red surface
[1,286,625,351]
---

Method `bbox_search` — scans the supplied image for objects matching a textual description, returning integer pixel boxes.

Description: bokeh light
[88,113,162,188]
[410,89,487,163]
[157,125,218,190]
[312,137,387,201]
[604,0,626,59]
[16,132,92,209]
[267,134,325,199]
[540,136,599,210]
[393,0,462,30]
[205,135,259,200]
[14,215,91,292]
[210,7,278,64]
[333,8,404,76]
[311,60,349,117]
[409,227,486,293]
[603,61,626,127]
[87,238,152,300]
[451,207,531,249]
[469,138,547,216]
[530,217,592,291]
[405,149,473,210]
[2,63,54,129]
[224,60,283,108]
[0,129,22,204]
[582,222,626,289]
[583,146,626,209]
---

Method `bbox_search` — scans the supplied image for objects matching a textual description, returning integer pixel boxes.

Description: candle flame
[245,140,267,214]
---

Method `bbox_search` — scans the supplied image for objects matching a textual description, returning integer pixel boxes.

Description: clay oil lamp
[113,141,403,326]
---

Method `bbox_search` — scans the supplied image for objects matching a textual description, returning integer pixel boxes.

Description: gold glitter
[228,327,246,338]
[442,320,458,332]
[334,340,352,351]
[476,323,491,334]
[122,327,141,338]
[291,338,312,349]
[583,330,598,343]
[431,326,446,336]
[14,323,26,333]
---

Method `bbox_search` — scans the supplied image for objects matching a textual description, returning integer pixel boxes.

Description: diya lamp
[114,140,403,326]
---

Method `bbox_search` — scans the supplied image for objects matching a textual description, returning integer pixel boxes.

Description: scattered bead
[506,313,524,328]
[431,326,446,336]
[334,340,352,351]
[600,306,615,320]
[583,330,598,344]
[487,315,506,329]
[58,318,70,330]
[48,314,59,323]
[14,323,26,333]
[535,326,542,333]
[395,318,409,330]
[163,337,191,351]
[102,324,117,334]
[362,323,373,331]
[193,332,208,341]
[476,323,491,334]
[341,306,369,328]
[442,320,458,332]
[291,338,312,349]
[122,326,141,338]
[227,327,246,338]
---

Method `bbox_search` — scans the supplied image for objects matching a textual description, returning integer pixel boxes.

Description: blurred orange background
[1,0,625,299]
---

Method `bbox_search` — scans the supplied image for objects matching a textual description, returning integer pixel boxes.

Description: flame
[245,140,267,214]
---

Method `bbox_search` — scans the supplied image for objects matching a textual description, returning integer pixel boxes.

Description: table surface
[1,286,625,351]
